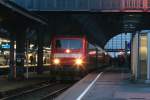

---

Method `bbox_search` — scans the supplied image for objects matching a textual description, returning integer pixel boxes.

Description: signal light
[53,58,60,65]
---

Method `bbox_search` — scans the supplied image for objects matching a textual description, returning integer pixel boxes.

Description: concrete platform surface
[57,69,150,100]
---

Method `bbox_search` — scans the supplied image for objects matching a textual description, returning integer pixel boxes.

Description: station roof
[35,12,150,47]
[1,0,150,48]
[0,0,47,38]
[76,13,150,47]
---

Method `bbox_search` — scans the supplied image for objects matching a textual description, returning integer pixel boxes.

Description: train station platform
[0,71,51,98]
[57,67,150,100]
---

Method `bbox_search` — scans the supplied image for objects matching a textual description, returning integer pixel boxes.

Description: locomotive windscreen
[55,39,82,49]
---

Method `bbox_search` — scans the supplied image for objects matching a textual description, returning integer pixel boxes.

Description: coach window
[88,43,96,50]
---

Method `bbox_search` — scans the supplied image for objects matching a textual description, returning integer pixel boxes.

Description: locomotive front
[51,36,86,69]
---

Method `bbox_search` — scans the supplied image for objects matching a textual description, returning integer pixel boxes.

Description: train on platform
[50,35,111,80]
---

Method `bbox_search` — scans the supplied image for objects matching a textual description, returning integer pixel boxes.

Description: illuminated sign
[1,43,10,49]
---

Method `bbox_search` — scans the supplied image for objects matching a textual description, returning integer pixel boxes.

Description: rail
[0,82,72,100]
[41,85,71,100]
[0,82,56,100]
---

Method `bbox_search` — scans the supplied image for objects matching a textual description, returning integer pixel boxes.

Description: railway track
[0,66,50,75]
[0,81,73,100]
[41,85,71,100]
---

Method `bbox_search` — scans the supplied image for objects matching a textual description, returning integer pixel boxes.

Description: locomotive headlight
[75,58,83,65]
[53,58,60,65]
[65,49,71,53]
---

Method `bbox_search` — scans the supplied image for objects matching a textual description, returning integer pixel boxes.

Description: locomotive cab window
[55,39,82,49]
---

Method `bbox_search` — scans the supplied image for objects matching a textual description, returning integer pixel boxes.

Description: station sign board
[1,42,10,49]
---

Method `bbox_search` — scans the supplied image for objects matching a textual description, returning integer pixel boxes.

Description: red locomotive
[50,35,110,79]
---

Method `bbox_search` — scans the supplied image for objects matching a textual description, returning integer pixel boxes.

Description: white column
[147,32,150,80]
[131,32,139,80]
[135,33,139,79]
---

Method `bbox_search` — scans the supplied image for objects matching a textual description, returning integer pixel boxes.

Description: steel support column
[15,28,26,78]
[37,27,44,74]
[8,35,15,79]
